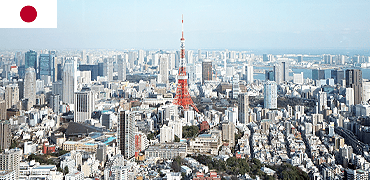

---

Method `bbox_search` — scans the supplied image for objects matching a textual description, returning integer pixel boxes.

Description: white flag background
[0,0,57,28]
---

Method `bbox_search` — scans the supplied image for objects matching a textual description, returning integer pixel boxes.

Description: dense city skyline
[1,0,370,50]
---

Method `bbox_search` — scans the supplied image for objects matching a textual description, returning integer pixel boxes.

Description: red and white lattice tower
[173,15,199,112]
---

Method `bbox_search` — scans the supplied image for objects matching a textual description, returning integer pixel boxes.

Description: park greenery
[182,125,199,138]
[192,155,308,180]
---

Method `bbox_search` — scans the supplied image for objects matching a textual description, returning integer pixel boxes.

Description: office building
[323,54,333,64]
[25,50,37,77]
[118,111,135,159]
[331,69,345,85]
[158,55,169,84]
[0,149,22,179]
[81,50,86,64]
[79,65,99,81]
[265,70,275,81]
[273,64,283,84]
[238,93,249,124]
[49,50,58,82]
[4,84,19,109]
[346,69,363,105]
[117,54,127,81]
[138,50,145,66]
[0,120,11,151]
[312,69,325,80]
[293,72,304,84]
[202,59,212,84]
[62,58,77,104]
[50,94,60,114]
[232,75,240,99]
[222,121,235,147]
[186,50,193,64]
[318,91,327,113]
[0,101,6,120]
[74,87,94,123]
[24,68,36,107]
[297,55,303,63]
[264,81,277,109]
[281,62,288,82]
[39,54,51,81]
[245,65,253,84]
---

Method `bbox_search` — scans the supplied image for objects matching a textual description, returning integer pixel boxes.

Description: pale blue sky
[1,0,370,50]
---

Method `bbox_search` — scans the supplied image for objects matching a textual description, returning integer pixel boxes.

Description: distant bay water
[253,66,370,81]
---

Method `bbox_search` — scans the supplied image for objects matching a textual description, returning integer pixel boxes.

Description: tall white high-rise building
[0,149,22,179]
[318,91,327,113]
[138,50,145,66]
[128,51,137,69]
[74,87,94,123]
[238,93,249,124]
[81,50,86,64]
[117,54,127,81]
[160,125,174,144]
[363,81,370,103]
[118,111,135,159]
[264,81,277,109]
[245,65,254,84]
[24,68,36,106]
[62,58,77,104]
[346,88,354,109]
[104,58,113,82]
[186,50,193,64]
[158,55,169,84]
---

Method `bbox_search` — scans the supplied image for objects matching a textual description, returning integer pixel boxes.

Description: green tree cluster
[182,126,199,138]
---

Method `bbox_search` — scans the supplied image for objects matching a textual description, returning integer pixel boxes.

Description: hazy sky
[1,0,370,50]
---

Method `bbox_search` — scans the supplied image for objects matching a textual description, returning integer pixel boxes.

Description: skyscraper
[81,50,86,64]
[119,111,135,159]
[4,84,19,109]
[186,50,193,64]
[297,55,303,63]
[158,55,169,84]
[331,69,345,85]
[39,54,51,84]
[138,50,145,66]
[49,51,58,82]
[74,87,94,123]
[273,64,283,84]
[202,59,212,84]
[0,120,11,151]
[0,101,6,120]
[323,54,333,64]
[264,81,277,109]
[312,69,325,80]
[62,58,77,104]
[50,94,60,114]
[265,70,275,81]
[346,69,363,105]
[0,149,22,179]
[117,54,127,81]
[281,62,288,82]
[245,65,253,84]
[24,68,36,106]
[317,91,327,113]
[238,93,249,124]
[25,50,37,77]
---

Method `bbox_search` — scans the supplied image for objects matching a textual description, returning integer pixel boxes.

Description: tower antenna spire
[182,14,184,39]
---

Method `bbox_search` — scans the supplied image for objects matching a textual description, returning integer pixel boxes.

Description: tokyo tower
[173,15,199,112]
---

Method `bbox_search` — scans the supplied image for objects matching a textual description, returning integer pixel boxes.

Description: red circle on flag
[20,6,37,23]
